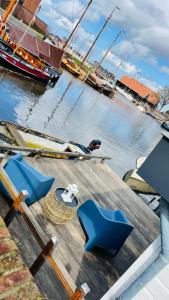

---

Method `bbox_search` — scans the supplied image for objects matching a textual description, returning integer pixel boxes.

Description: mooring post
[70,283,90,300]
[4,190,28,226]
[30,237,57,276]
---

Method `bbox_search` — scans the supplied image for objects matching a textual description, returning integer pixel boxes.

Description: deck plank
[6,125,27,147]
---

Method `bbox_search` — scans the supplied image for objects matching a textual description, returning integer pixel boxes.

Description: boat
[136,104,149,113]
[61,55,81,77]
[0,0,63,85]
[123,156,158,195]
[161,121,169,132]
[85,73,115,97]
[85,73,103,91]
[0,47,50,84]
[100,82,115,97]
[0,120,101,159]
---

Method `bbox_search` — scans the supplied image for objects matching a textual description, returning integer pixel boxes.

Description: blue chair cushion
[0,153,55,206]
[78,200,134,254]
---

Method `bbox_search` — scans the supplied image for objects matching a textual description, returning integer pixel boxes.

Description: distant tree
[158,87,169,109]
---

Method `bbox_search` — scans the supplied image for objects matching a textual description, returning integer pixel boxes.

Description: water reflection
[44,79,73,128]
[63,89,84,126]
[0,68,162,177]
[0,67,47,97]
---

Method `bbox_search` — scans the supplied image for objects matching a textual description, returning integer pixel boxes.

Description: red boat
[0,48,50,84]
[0,0,63,85]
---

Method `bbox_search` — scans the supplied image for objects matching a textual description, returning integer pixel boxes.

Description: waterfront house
[116,76,159,107]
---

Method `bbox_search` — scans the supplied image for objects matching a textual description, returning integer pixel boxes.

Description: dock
[0,156,160,300]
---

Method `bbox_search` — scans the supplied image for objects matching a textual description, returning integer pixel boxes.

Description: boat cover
[8,24,63,69]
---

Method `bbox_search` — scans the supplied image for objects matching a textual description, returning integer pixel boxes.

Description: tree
[158,87,169,110]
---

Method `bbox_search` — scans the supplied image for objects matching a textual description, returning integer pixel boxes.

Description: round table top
[55,188,78,208]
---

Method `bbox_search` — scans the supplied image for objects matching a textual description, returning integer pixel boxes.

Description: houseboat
[0,0,63,85]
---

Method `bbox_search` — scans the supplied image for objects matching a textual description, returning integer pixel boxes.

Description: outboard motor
[87,140,101,152]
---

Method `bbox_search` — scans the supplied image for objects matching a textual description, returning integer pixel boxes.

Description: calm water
[0,67,161,177]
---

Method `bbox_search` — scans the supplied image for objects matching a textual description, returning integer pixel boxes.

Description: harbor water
[0,67,161,177]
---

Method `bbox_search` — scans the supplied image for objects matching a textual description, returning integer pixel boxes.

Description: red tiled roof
[119,76,159,105]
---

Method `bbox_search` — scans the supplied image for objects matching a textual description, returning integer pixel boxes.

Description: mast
[94,30,124,74]
[0,0,18,34]
[80,6,120,67]
[13,3,41,55]
[114,62,122,75]
[63,0,93,50]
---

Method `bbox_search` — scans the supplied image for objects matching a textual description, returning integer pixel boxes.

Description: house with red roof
[116,76,159,107]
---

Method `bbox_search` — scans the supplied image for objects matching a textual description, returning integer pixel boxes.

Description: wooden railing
[0,144,111,162]
[0,164,90,300]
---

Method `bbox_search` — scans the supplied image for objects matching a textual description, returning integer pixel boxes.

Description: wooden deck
[0,157,160,300]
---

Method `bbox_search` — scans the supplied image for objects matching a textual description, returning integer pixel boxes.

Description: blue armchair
[0,153,55,206]
[77,200,134,254]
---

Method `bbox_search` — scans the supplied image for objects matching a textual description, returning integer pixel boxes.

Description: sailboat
[0,0,63,85]
[61,0,93,77]
[61,53,81,77]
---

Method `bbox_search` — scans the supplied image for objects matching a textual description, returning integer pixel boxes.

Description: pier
[0,156,160,299]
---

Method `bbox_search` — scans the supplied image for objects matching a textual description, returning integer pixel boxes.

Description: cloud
[41,0,53,5]
[42,7,95,47]
[103,50,138,75]
[103,50,160,91]
[41,0,169,61]
[136,26,169,59]
[112,40,157,66]
[54,0,84,19]
[160,66,169,75]
[40,0,169,85]
[94,0,169,68]
[138,77,161,92]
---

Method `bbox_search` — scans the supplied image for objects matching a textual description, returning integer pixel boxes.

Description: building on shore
[0,0,10,10]
[93,61,115,81]
[115,76,159,107]
[47,32,64,47]
[3,0,48,34]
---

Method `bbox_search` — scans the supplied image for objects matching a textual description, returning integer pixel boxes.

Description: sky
[38,0,169,91]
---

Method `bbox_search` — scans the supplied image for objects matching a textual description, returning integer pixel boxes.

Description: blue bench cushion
[78,200,134,254]
[0,153,55,206]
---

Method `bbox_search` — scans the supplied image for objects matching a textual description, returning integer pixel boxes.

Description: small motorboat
[161,121,169,132]
[123,157,158,195]
[0,120,101,159]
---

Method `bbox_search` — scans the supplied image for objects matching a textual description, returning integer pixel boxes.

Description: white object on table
[61,184,78,203]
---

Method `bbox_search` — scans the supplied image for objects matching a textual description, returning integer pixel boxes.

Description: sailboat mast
[95,30,123,73]
[63,0,93,50]
[80,6,120,67]
[0,0,18,34]
[14,3,41,55]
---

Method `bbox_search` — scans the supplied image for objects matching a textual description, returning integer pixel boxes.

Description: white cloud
[138,77,161,92]
[136,26,169,59]
[41,0,53,6]
[94,0,169,68]
[112,40,157,66]
[42,7,95,47]
[86,8,101,23]
[40,0,169,83]
[54,0,84,19]
[104,51,138,75]
[103,50,160,91]
[160,66,169,75]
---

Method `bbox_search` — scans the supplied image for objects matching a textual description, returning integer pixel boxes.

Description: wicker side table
[43,188,79,224]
